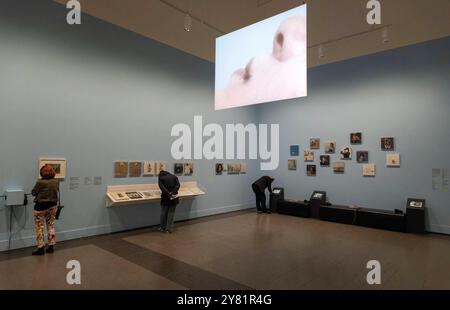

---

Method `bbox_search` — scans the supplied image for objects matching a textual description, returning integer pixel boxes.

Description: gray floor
[1,210,449,290]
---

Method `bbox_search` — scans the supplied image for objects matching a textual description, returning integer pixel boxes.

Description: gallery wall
[257,37,450,234]
[0,0,259,250]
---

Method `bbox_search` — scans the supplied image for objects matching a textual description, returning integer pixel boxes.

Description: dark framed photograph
[381,137,394,150]
[307,164,316,176]
[174,163,184,175]
[350,132,362,144]
[215,163,224,175]
[290,145,299,156]
[320,155,330,167]
[356,151,369,163]
[340,146,352,160]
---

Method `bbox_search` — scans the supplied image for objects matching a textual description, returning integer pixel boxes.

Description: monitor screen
[215,4,307,110]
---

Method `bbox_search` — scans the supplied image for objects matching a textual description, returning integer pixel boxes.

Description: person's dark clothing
[32,179,59,211]
[158,170,180,206]
[252,176,273,193]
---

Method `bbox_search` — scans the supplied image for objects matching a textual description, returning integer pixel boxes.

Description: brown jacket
[32,179,59,203]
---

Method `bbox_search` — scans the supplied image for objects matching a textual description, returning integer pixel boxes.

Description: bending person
[158,169,180,233]
[252,176,274,214]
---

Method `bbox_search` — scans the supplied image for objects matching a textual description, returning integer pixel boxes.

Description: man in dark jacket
[158,170,180,233]
[252,176,274,214]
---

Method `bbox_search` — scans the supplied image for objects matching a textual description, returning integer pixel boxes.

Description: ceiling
[56,0,450,66]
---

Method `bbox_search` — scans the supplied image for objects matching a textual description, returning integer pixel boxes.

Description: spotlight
[184,13,192,32]
[381,27,389,43]
[318,45,324,58]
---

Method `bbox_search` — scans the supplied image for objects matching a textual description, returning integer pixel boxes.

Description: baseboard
[429,224,450,235]
[0,202,254,252]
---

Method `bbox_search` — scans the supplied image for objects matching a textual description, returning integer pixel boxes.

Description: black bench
[356,208,405,232]
[277,199,310,218]
[319,205,358,225]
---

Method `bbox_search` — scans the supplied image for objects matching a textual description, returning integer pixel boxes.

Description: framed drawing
[155,162,166,175]
[304,150,314,162]
[288,159,297,171]
[227,164,241,174]
[114,161,128,178]
[129,162,142,177]
[333,161,345,174]
[350,132,362,144]
[320,155,330,167]
[310,138,320,149]
[363,164,376,177]
[174,163,184,175]
[290,145,299,157]
[240,163,247,174]
[340,146,352,160]
[307,164,316,176]
[143,162,155,176]
[381,137,394,151]
[39,158,67,179]
[184,163,194,175]
[324,141,336,154]
[356,151,369,163]
[386,153,400,167]
[215,163,224,175]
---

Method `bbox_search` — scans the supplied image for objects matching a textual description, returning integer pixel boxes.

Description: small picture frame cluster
[215,163,247,175]
[174,163,194,176]
[114,161,167,178]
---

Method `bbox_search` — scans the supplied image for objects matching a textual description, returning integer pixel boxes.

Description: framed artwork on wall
[310,138,320,149]
[363,164,376,177]
[304,150,314,162]
[356,151,369,163]
[215,163,224,175]
[320,155,330,167]
[143,162,155,176]
[129,162,142,177]
[324,141,336,154]
[381,137,395,151]
[184,163,194,175]
[350,132,362,144]
[240,163,247,174]
[174,163,184,175]
[386,153,401,167]
[307,164,316,176]
[288,159,297,171]
[340,147,352,160]
[114,161,128,178]
[39,158,67,179]
[155,162,166,175]
[227,164,241,174]
[333,161,345,174]
[290,145,299,156]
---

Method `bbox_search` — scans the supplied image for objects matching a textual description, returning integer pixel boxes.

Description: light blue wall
[0,0,259,250]
[257,37,450,234]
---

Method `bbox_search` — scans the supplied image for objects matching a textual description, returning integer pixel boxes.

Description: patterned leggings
[34,206,57,248]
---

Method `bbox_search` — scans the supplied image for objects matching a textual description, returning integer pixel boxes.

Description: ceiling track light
[381,26,389,43]
[184,13,192,32]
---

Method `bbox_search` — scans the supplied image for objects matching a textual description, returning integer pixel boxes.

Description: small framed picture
[184,163,194,175]
[174,163,184,175]
[39,158,67,179]
[129,162,142,177]
[288,159,297,171]
[227,164,241,174]
[307,164,316,176]
[363,164,376,177]
[324,141,336,154]
[155,162,166,175]
[304,150,314,162]
[215,163,224,175]
[320,155,330,167]
[240,163,247,174]
[290,145,299,157]
[386,153,400,167]
[333,161,345,174]
[143,162,155,176]
[340,147,352,160]
[356,151,369,163]
[350,132,362,144]
[310,138,320,149]
[381,137,394,150]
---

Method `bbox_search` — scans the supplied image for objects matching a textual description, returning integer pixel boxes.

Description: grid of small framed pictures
[114,161,167,178]
[287,133,400,178]
[215,163,248,175]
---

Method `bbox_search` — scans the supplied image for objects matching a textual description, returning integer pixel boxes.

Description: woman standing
[31,165,59,255]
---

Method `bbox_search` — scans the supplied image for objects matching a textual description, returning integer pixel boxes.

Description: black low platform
[319,205,358,225]
[356,208,405,232]
[277,199,310,218]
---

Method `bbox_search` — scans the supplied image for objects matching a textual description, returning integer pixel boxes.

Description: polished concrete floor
[1,210,450,290]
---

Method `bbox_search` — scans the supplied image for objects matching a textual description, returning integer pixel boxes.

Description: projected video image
[215,5,307,110]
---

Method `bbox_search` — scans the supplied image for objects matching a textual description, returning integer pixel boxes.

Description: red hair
[40,164,56,179]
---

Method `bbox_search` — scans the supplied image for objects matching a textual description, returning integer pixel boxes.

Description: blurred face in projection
[215,15,307,110]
